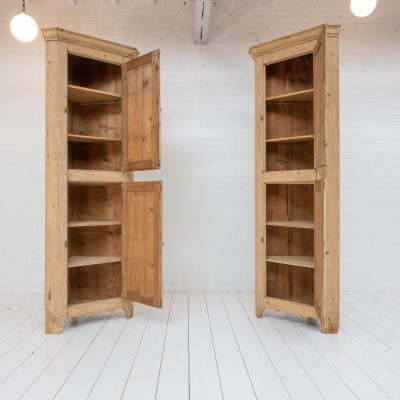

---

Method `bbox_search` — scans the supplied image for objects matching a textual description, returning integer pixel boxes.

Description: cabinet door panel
[314,179,325,322]
[313,28,326,168]
[122,181,162,307]
[122,50,160,171]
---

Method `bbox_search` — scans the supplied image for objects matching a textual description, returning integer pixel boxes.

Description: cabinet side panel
[255,58,266,317]
[323,31,340,333]
[45,41,68,334]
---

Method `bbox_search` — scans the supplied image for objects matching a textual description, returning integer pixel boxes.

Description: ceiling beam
[195,0,212,45]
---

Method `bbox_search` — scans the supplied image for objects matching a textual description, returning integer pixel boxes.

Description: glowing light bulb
[350,0,377,17]
[10,11,38,42]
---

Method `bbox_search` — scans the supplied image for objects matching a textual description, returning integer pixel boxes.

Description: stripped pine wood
[156,293,189,400]
[44,28,162,334]
[67,134,121,143]
[266,255,314,269]
[67,256,122,268]
[67,298,124,318]
[205,293,256,400]
[122,293,172,400]
[250,25,340,332]
[266,220,314,229]
[265,88,313,102]
[68,85,121,104]
[67,169,123,184]
[266,135,314,143]
[188,293,222,400]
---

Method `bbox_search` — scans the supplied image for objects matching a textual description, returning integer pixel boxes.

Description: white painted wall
[0,0,399,293]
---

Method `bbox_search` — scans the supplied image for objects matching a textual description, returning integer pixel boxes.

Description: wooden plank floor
[0,292,399,399]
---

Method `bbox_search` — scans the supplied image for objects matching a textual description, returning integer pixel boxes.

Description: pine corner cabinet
[249,25,340,333]
[43,28,162,334]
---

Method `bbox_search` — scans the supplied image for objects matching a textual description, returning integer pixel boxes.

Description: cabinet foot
[45,311,64,334]
[122,300,134,319]
[256,304,265,318]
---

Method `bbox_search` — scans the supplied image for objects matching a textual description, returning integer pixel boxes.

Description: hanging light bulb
[10,0,38,42]
[350,0,377,17]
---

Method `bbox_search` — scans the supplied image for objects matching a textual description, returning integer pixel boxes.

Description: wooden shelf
[68,134,121,144]
[266,220,314,229]
[67,297,123,318]
[263,169,316,184]
[68,85,121,104]
[68,256,122,268]
[266,256,314,269]
[67,169,123,185]
[266,135,314,144]
[68,220,121,228]
[266,89,313,103]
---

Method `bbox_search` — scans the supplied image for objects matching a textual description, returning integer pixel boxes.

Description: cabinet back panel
[68,226,121,257]
[68,142,121,171]
[266,184,314,222]
[68,263,122,301]
[68,54,121,94]
[68,185,121,222]
[266,226,314,257]
[266,142,313,171]
[266,262,314,305]
[265,54,313,98]
[265,103,313,140]
[69,102,122,139]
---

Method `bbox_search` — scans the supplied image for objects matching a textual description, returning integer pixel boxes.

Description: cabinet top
[248,24,340,59]
[42,27,139,58]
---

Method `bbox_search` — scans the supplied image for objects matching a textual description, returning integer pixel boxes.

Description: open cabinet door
[313,27,326,168]
[122,181,162,308]
[122,50,160,171]
[314,180,325,325]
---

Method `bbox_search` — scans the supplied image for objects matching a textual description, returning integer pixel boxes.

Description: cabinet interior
[67,54,123,305]
[265,183,315,305]
[68,54,122,94]
[265,54,313,98]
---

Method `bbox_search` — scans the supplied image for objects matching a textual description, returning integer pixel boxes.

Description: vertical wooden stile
[255,58,266,317]
[45,40,69,334]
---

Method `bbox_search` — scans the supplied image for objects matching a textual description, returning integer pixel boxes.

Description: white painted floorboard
[0,291,399,400]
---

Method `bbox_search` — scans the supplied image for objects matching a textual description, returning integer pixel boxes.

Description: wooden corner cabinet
[43,28,162,334]
[249,25,340,333]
